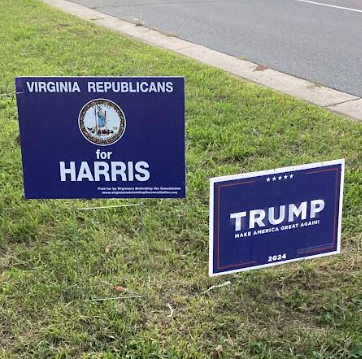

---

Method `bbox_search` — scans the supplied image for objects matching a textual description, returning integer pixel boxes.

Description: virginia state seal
[79,99,126,146]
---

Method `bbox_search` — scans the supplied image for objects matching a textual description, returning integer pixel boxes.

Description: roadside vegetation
[1,0,362,358]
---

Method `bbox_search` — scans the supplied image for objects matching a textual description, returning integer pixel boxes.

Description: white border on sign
[209,159,345,277]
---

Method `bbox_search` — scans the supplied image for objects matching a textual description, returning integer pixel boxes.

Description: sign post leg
[138,201,150,258]
[72,206,86,300]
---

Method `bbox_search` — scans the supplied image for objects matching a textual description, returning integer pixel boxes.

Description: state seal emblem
[79,99,126,146]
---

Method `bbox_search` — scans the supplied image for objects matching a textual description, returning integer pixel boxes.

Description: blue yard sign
[15,77,185,199]
[209,160,344,276]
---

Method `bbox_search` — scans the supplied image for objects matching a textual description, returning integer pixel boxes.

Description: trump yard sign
[209,160,344,276]
[15,77,185,199]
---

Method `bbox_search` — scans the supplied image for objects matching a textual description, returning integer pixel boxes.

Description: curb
[42,0,362,121]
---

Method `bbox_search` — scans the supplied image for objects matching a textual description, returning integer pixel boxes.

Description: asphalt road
[70,0,362,97]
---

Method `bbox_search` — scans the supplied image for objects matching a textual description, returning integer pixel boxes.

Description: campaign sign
[209,160,344,276]
[15,77,185,199]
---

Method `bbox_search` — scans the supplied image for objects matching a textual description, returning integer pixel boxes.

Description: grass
[1,0,362,358]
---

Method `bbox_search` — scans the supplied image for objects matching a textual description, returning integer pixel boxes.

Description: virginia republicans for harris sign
[15,77,185,199]
[209,160,345,276]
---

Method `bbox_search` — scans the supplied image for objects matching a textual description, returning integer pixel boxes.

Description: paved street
[70,0,362,97]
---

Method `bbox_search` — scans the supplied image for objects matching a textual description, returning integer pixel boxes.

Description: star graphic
[278,176,282,180]
[266,177,271,182]
[290,174,294,179]
[272,176,277,181]
[284,175,288,179]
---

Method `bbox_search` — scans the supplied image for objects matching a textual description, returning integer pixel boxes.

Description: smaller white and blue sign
[209,160,344,276]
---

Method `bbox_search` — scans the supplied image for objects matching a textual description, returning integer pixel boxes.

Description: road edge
[42,0,362,121]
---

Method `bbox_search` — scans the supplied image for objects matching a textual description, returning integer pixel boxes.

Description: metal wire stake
[139,201,149,258]
[72,206,86,300]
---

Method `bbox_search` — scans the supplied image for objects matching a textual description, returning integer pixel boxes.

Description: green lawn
[1,0,362,358]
